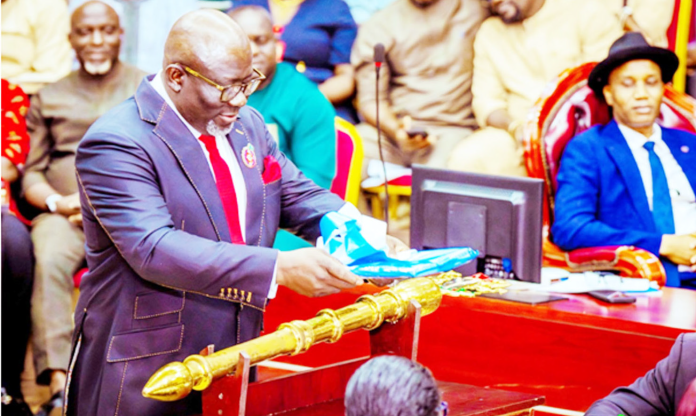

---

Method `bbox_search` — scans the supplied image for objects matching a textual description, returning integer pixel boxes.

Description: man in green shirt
[228,5,337,248]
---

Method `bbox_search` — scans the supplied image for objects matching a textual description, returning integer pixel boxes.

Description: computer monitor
[410,166,544,283]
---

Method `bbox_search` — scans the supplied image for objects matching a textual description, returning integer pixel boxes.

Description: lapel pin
[241,144,257,168]
[681,145,689,153]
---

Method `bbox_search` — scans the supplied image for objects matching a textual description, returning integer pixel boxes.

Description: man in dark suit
[552,32,696,288]
[67,9,368,416]
[586,333,696,415]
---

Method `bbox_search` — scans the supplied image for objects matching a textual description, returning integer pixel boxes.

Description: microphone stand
[375,57,390,229]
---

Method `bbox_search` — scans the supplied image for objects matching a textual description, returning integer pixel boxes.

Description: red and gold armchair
[524,62,696,286]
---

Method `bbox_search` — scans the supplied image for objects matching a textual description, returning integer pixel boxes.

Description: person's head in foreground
[70,0,123,76]
[589,32,679,137]
[161,9,266,137]
[344,355,447,416]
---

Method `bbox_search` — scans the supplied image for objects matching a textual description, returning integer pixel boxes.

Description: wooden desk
[274,382,543,416]
[263,286,696,412]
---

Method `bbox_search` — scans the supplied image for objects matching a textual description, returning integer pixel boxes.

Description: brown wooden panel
[418,300,677,410]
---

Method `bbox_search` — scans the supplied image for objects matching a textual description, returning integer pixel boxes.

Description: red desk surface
[263,285,696,412]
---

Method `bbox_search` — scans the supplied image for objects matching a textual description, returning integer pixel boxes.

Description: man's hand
[276,248,363,297]
[393,129,434,152]
[659,234,696,269]
[2,157,19,183]
[55,193,81,217]
[391,115,434,153]
[385,235,409,256]
[68,213,83,227]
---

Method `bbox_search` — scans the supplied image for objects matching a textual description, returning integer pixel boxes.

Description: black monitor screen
[410,166,544,283]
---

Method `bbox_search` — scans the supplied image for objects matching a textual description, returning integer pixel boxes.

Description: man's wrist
[275,251,286,287]
[381,123,400,143]
[659,234,673,257]
[45,193,62,213]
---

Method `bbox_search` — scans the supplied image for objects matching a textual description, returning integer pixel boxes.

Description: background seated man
[230,0,358,123]
[228,5,337,250]
[351,0,488,172]
[344,355,446,416]
[21,2,145,412]
[449,0,622,176]
[1,79,34,416]
[586,333,695,415]
[552,32,696,288]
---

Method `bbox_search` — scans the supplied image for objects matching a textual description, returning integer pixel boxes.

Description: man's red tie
[198,135,245,244]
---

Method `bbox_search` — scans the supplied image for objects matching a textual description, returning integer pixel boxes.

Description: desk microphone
[373,43,389,227]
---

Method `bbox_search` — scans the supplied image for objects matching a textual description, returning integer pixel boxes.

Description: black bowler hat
[588,32,679,97]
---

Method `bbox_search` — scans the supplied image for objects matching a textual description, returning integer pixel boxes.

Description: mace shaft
[142,273,456,402]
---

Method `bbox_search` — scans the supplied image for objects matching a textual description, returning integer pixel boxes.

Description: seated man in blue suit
[553,32,696,288]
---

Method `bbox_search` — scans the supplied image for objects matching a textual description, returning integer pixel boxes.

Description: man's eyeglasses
[182,65,266,102]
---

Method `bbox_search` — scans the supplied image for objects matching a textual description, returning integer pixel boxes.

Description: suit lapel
[135,79,231,243]
[603,120,656,231]
[228,121,265,246]
[663,128,696,194]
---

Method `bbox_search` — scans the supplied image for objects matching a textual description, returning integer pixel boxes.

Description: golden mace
[142,273,458,402]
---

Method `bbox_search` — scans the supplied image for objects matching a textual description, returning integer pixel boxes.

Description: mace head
[142,361,193,401]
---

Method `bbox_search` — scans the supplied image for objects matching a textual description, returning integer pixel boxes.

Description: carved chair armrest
[543,239,666,286]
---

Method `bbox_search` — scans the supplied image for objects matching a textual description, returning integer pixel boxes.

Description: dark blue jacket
[66,77,345,415]
[552,120,696,287]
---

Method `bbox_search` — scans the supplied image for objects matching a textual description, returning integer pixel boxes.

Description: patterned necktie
[198,134,245,244]
[643,141,675,234]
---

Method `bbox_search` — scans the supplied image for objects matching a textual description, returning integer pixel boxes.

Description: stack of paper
[530,269,659,293]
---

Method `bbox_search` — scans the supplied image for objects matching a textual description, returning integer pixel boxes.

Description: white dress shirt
[151,71,247,239]
[619,123,696,271]
[151,72,280,297]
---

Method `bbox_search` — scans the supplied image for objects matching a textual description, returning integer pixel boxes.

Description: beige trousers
[446,127,527,177]
[30,213,85,385]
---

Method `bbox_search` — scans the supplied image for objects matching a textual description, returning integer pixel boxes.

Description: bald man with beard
[66,9,370,415]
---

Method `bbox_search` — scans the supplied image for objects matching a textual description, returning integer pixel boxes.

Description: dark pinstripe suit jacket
[67,77,344,416]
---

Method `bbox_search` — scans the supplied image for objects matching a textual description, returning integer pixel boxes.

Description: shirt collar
[617,122,662,152]
[150,71,201,138]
